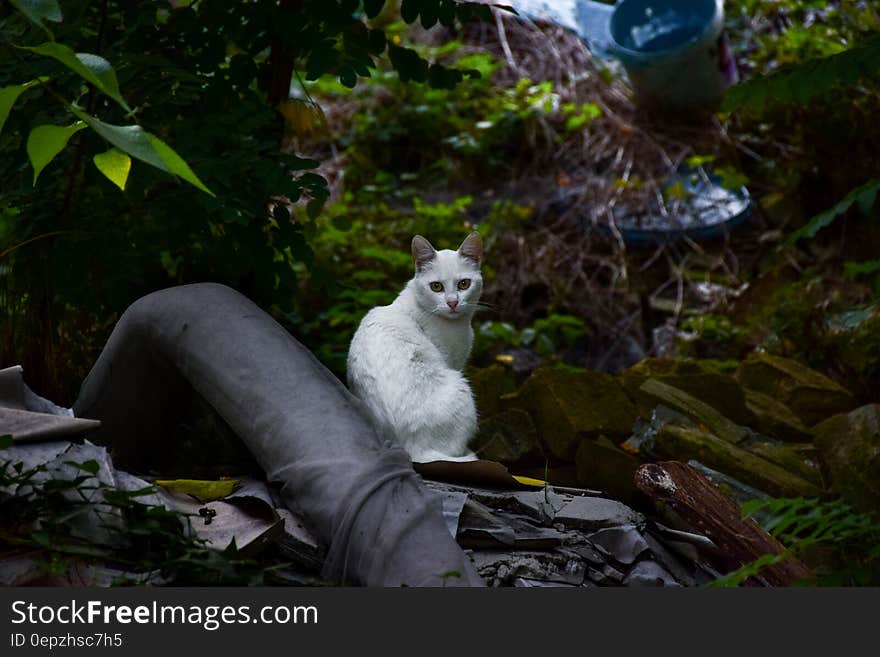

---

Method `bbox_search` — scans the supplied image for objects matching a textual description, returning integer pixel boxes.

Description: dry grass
[462,11,770,370]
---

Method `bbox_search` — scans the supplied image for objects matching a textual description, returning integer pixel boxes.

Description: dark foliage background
[0,0,496,401]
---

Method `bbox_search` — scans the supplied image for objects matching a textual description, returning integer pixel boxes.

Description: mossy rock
[654,423,822,498]
[506,366,637,461]
[742,438,823,487]
[744,389,813,442]
[621,358,752,425]
[637,378,752,445]
[813,404,880,513]
[737,353,856,427]
[575,436,641,504]
[828,306,880,379]
[468,364,517,419]
[471,409,543,465]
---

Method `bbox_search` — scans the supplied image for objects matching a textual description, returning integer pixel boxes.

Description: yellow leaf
[277,98,327,141]
[93,147,131,191]
[512,475,547,487]
[154,478,240,502]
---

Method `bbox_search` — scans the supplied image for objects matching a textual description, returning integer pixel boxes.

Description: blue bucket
[607,0,737,109]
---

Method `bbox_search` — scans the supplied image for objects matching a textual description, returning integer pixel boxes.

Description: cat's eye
[457,279,471,290]
[429,282,444,292]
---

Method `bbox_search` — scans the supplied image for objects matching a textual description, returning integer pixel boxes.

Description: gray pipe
[73,283,484,587]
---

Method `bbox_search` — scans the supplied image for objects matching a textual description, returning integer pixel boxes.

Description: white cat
[347,233,484,463]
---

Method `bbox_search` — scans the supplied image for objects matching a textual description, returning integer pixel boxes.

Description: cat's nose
[447,298,458,310]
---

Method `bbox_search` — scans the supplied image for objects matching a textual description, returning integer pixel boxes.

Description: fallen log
[634,461,813,586]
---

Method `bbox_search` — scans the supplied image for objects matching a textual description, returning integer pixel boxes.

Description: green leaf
[388,45,428,83]
[437,0,456,26]
[536,333,555,356]
[70,106,214,196]
[0,434,13,449]
[65,459,100,475]
[459,2,492,23]
[420,3,438,29]
[339,67,357,89]
[306,198,324,220]
[146,133,214,196]
[222,536,240,557]
[93,148,131,191]
[565,113,589,132]
[686,154,716,168]
[427,64,463,89]
[844,259,880,278]
[367,28,386,54]
[21,43,132,113]
[0,78,47,137]
[9,0,62,34]
[26,122,86,185]
[723,33,880,113]
[787,178,880,244]
[715,165,749,190]
[363,0,385,19]
[286,155,319,170]
[331,215,353,231]
[400,0,422,23]
[709,552,791,587]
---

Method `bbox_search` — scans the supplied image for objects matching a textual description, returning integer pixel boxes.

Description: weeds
[0,436,267,585]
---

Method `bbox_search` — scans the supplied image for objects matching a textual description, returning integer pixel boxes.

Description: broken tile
[587,524,651,565]
[513,577,577,587]
[423,479,567,523]
[623,560,681,587]
[493,511,569,549]
[470,551,586,586]
[456,500,516,548]
[601,563,625,583]
[642,531,700,587]
[555,496,644,530]
[558,542,607,566]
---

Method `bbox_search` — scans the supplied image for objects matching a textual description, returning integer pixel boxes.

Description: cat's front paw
[443,451,478,463]
[411,448,477,464]
[411,450,478,463]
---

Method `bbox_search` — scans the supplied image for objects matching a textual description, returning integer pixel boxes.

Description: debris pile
[2,349,875,587]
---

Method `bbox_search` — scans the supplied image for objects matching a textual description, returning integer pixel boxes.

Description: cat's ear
[411,235,437,272]
[458,232,483,265]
